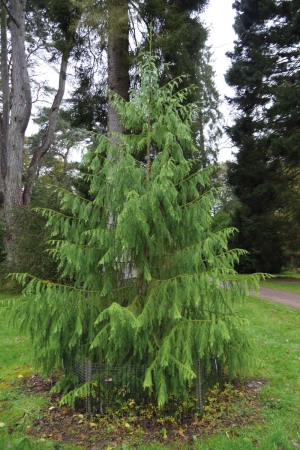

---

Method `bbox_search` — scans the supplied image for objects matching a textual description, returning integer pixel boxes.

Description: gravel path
[256,287,300,310]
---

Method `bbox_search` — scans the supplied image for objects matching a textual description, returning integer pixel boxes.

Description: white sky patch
[203,0,237,162]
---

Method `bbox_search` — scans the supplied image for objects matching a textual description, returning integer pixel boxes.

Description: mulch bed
[16,374,266,449]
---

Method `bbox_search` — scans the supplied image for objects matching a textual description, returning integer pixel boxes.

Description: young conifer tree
[14,51,259,407]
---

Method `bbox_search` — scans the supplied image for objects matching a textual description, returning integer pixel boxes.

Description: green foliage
[2,187,61,287]
[13,52,259,408]
[210,163,238,233]
[0,219,5,263]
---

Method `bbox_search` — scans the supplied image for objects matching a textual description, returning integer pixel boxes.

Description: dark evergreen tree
[226,0,300,273]
[140,0,221,165]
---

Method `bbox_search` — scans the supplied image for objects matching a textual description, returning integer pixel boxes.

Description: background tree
[211,162,238,233]
[226,0,300,273]
[7,186,61,283]
[22,0,81,205]
[140,0,221,165]
[14,52,258,406]
[0,0,31,258]
[0,0,80,260]
[25,107,89,187]
[69,0,221,164]
[1,109,86,288]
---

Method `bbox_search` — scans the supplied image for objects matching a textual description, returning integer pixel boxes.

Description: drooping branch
[146,111,151,181]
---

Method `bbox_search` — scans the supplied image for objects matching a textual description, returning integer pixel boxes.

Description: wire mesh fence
[74,357,223,418]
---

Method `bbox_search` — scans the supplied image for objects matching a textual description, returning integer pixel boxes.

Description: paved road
[256,287,300,310]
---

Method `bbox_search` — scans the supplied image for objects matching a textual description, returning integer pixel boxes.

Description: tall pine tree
[140,0,221,165]
[226,0,300,273]
[14,51,259,407]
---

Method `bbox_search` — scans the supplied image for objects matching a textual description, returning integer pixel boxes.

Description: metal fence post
[85,357,92,414]
[195,359,204,418]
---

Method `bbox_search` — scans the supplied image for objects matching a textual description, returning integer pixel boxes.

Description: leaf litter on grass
[2,293,300,449]
[21,374,264,449]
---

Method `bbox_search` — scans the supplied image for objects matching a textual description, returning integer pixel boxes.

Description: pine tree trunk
[107,0,130,136]
[106,0,131,278]
[4,0,31,260]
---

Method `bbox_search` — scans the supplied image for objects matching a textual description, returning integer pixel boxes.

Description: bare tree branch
[22,46,72,205]
[0,0,20,28]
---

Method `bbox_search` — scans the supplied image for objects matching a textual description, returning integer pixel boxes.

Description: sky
[202,0,237,162]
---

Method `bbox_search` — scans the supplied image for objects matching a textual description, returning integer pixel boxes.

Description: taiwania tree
[14,52,259,406]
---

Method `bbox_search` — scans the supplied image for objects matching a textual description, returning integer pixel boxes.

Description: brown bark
[0,4,10,217]
[4,0,31,259]
[22,47,72,206]
[107,1,131,279]
[107,0,130,136]
[0,0,80,261]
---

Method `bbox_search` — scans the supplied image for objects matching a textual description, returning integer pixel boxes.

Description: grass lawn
[0,291,300,449]
[0,293,80,450]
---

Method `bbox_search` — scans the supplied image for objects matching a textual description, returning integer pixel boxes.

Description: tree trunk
[22,47,72,206]
[107,1,131,278]
[107,0,130,136]
[4,0,31,260]
[0,1,80,263]
[0,4,10,219]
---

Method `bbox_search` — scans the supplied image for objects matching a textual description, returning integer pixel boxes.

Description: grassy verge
[0,292,300,449]
[229,269,300,294]
[220,296,300,450]
[260,279,300,293]
[277,270,300,279]
[0,293,80,450]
